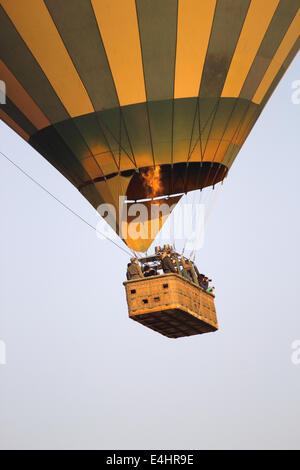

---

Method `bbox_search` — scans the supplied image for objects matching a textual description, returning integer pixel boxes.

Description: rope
[187,181,223,262]
[188,188,205,261]
[0,150,133,257]
[204,180,223,227]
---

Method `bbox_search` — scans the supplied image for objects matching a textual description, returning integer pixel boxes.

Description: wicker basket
[124,274,218,338]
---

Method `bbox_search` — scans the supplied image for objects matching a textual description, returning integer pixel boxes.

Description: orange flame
[141,166,162,199]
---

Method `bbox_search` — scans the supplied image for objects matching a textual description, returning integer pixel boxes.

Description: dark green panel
[96,107,137,168]
[97,107,138,167]
[30,125,93,186]
[199,0,251,97]
[256,0,299,61]
[96,107,122,156]
[120,112,138,165]
[198,98,236,160]
[136,0,178,101]
[30,135,79,187]
[188,101,201,159]
[206,98,237,142]
[231,102,259,149]
[121,101,153,164]
[73,113,115,168]
[173,97,198,161]
[80,183,104,211]
[2,97,37,136]
[148,99,173,164]
[0,6,69,123]
[260,37,300,109]
[241,0,300,99]
[44,0,119,111]
[54,119,96,163]
[220,98,252,143]
[198,98,220,144]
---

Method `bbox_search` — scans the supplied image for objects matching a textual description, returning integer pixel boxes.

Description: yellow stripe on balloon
[222,0,280,98]
[0,59,50,130]
[174,0,216,99]
[253,8,300,104]
[0,109,30,141]
[0,0,94,117]
[91,0,146,107]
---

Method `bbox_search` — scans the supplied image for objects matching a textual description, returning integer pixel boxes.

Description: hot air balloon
[0,1,299,337]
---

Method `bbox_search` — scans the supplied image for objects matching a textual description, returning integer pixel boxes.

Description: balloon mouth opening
[77,161,227,197]
[126,162,228,201]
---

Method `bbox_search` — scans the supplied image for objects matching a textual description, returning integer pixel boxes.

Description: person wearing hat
[196,273,211,291]
[161,250,177,274]
[202,276,209,290]
[179,257,194,282]
[202,276,214,293]
[206,286,215,294]
[126,257,144,280]
[143,264,156,277]
[196,272,206,289]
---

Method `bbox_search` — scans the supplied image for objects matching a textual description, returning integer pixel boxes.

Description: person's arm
[127,265,133,280]
[137,263,144,278]
[167,257,177,273]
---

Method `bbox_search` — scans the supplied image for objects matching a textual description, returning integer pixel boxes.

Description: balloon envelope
[0,0,299,251]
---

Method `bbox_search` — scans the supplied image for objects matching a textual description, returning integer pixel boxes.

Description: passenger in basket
[143,264,156,277]
[180,257,194,282]
[126,263,131,280]
[161,250,177,274]
[201,275,209,289]
[126,257,144,280]
[203,276,215,293]
[196,272,209,290]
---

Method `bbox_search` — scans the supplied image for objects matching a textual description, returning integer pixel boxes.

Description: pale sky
[0,55,299,450]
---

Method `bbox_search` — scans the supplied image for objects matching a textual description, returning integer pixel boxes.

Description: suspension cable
[0,149,133,257]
